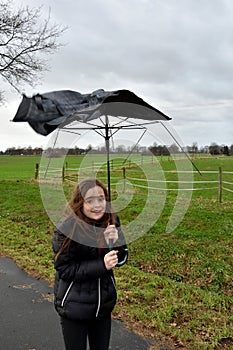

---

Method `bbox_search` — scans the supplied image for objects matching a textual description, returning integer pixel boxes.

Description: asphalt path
[0,257,152,350]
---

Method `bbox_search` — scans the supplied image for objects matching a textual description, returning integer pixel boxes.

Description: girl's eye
[85,197,105,205]
[97,198,105,203]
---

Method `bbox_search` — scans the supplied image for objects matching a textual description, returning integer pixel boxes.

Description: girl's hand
[104,225,118,245]
[104,250,119,270]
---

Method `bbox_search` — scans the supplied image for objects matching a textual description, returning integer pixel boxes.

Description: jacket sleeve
[52,230,108,282]
[114,216,128,267]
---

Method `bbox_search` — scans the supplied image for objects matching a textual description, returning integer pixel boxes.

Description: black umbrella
[13,89,173,198]
[12,89,171,135]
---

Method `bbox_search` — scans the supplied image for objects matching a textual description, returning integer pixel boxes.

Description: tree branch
[0,1,67,98]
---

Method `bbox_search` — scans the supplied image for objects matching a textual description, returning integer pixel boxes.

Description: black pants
[60,315,111,350]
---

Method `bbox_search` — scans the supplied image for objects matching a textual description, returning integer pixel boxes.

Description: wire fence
[36,159,233,203]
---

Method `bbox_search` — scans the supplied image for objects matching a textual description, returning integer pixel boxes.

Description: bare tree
[0,1,66,99]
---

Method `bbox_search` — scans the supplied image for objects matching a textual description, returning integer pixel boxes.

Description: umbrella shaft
[106,137,111,202]
[105,116,111,202]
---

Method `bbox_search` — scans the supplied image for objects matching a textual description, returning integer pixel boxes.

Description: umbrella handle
[109,239,114,250]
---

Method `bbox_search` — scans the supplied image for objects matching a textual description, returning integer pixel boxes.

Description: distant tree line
[149,142,233,156]
[1,142,233,156]
[0,146,89,156]
[1,146,44,156]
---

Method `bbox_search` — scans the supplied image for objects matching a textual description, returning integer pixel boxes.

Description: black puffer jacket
[52,216,128,321]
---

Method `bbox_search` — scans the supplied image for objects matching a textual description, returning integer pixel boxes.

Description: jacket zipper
[61,281,74,307]
[95,278,101,317]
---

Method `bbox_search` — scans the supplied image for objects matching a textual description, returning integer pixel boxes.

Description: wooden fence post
[218,167,222,203]
[123,167,126,193]
[34,163,39,179]
[62,166,65,182]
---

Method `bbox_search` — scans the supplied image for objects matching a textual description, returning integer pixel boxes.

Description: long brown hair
[55,178,115,258]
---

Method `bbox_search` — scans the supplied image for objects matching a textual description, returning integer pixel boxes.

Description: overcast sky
[1,0,233,152]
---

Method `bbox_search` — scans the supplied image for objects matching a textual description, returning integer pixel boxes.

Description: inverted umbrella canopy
[12,89,171,136]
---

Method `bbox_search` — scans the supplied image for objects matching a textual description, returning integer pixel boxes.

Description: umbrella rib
[109,126,115,151]
[107,121,149,137]
[43,129,60,178]
[62,118,159,130]
[62,120,106,136]
[123,129,147,165]
[112,115,160,128]
[60,117,161,141]
[159,121,202,175]
[93,129,105,138]
[99,115,106,126]
[109,116,129,128]
[60,129,82,136]
[61,125,149,131]
[63,119,104,129]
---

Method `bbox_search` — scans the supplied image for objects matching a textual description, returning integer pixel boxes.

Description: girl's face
[82,186,106,221]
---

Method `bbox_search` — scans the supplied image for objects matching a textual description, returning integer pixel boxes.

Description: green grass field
[0,155,233,349]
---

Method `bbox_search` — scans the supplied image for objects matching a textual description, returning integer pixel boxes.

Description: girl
[52,178,128,350]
